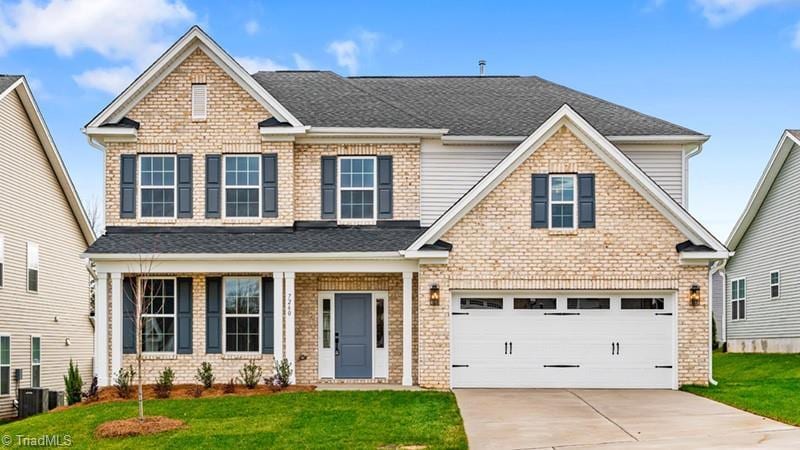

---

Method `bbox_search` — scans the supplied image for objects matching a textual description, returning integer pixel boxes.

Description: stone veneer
[416,126,710,388]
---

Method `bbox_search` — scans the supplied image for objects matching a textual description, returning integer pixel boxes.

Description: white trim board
[407,104,728,255]
[726,130,800,251]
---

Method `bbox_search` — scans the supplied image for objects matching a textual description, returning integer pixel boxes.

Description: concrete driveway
[454,389,800,449]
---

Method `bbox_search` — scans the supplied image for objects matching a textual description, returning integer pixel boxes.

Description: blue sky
[1,0,798,239]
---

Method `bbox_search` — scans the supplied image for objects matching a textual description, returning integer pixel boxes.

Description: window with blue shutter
[262,277,274,354]
[262,154,278,218]
[377,156,393,219]
[531,174,548,228]
[321,156,337,219]
[577,174,595,228]
[177,155,193,218]
[120,155,136,218]
[177,278,193,354]
[122,277,136,354]
[205,155,221,218]
[205,277,222,353]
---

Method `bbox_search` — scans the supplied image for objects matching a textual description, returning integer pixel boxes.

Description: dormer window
[191,83,207,120]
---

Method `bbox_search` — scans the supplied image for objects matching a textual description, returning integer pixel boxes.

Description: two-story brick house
[84,26,728,389]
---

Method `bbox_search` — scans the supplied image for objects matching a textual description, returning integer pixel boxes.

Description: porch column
[94,272,109,386]
[402,271,413,386]
[110,272,122,378]
[273,272,284,361]
[285,272,296,384]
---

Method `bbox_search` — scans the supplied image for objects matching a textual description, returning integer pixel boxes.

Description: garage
[450,292,677,389]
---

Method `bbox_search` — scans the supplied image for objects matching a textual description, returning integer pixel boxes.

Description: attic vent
[478,60,486,76]
[191,83,207,120]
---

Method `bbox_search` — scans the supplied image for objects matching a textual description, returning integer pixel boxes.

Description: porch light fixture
[689,284,700,307]
[429,284,440,306]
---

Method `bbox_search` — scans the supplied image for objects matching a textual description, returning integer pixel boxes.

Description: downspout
[708,264,718,386]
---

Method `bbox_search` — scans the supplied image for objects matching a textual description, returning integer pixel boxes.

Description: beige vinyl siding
[726,143,800,341]
[420,140,687,226]
[0,91,92,417]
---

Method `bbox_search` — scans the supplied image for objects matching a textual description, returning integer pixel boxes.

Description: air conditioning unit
[48,391,65,410]
[17,388,49,418]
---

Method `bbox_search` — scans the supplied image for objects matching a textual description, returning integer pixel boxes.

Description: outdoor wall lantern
[690,284,701,307]
[429,284,440,306]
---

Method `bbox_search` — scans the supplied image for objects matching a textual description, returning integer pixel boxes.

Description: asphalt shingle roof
[87,226,428,254]
[0,75,21,94]
[789,130,800,140]
[252,71,701,137]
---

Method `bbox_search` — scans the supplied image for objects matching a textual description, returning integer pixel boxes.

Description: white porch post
[285,272,296,384]
[273,272,284,361]
[94,272,109,386]
[110,272,122,378]
[402,271,413,386]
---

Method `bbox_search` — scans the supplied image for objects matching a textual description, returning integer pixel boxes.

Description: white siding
[420,139,687,226]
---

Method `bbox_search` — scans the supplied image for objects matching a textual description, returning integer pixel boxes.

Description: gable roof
[252,71,703,137]
[726,130,800,251]
[406,104,727,254]
[84,26,301,130]
[0,76,95,244]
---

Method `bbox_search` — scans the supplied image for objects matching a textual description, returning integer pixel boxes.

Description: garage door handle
[615,342,620,355]
[611,342,615,355]
[504,342,508,355]
[509,342,512,355]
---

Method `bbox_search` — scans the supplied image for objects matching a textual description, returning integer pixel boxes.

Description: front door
[335,293,372,378]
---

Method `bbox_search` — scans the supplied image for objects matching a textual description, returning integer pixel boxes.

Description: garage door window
[460,298,503,310]
[567,298,610,309]
[621,298,665,310]
[513,298,557,310]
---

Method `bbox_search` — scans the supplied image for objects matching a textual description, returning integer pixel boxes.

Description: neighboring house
[83,26,728,390]
[0,76,95,417]
[711,270,724,344]
[720,130,800,353]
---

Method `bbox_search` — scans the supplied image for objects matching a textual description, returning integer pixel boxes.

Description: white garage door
[451,292,676,389]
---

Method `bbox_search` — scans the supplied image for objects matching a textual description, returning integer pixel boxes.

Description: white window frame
[30,335,40,388]
[0,234,4,289]
[191,83,208,120]
[138,154,177,219]
[0,334,10,396]
[222,276,262,354]
[26,242,39,293]
[548,174,578,230]
[337,156,378,224]
[222,155,262,219]
[140,277,178,355]
[770,270,780,299]
[731,277,746,321]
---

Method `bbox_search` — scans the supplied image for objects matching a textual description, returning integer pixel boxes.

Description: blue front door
[335,293,372,378]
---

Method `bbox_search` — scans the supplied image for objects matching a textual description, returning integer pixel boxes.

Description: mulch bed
[91,383,315,403]
[95,416,186,438]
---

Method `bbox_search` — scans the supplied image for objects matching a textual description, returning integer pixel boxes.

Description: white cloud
[293,53,314,70]
[244,20,259,36]
[694,0,791,26]
[73,66,137,94]
[236,56,288,73]
[327,40,359,75]
[794,21,800,48]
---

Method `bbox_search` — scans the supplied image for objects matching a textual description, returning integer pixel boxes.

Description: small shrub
[240,360,262,389]
[113,365,136,399]
[154,367,175,399]
[223,378,237,394]
[82,375,99,402]
[274,357,293,387]
[263,375,281,392]
[190,384,203,398]
[63,359,83,405]
[195,361,215,389]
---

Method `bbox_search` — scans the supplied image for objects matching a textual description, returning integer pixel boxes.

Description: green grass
[683,352,800,426]
[0,391,467,449]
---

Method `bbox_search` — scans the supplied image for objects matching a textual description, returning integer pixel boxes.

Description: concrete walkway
[454,389,800,449]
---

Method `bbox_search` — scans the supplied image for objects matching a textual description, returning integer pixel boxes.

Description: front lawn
[683,352,800,426]
[0,391,467,449]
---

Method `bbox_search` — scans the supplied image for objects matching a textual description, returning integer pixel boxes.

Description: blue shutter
[262,277,274,354]
[321,156,337,219]
[262,154,278,218]
[578,174,595,228]
[205,155,221,218]
[177,155,193,218]
[531,174,549,228]
[120,155,136,218]
[377,156,393,219]
[205,277,222,354]
[122,277,136,354]
[176,278,193,354]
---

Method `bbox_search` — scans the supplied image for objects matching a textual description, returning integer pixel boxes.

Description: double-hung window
[338,156,376,221]
[27,242,38,292]
[224,155,260,218]
[31,336,40,388]
[140,155,176,218]
[0,335,9,396]
[731,278,746,320]
[224,277,260,352]
[770,271,780,299]
[549,174,576,229]
[141,278,176,353]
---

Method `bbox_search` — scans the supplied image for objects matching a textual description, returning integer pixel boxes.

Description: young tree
[126,254,157,422]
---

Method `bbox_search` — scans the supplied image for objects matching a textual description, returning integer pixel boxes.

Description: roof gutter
[441,134,710,146]
[85,249,449,261]
[306,127,449,137]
